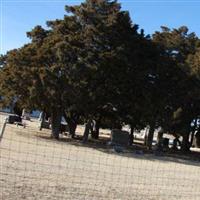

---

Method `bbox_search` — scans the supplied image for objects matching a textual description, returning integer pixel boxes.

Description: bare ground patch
[0,115,200,200]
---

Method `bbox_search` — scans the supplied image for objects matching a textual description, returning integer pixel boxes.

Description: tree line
[0,0,200,151]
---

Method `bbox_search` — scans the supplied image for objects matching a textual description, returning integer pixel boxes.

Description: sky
[0,0,200,54]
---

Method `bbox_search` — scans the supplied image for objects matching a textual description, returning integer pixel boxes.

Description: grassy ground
[0,114,200,200]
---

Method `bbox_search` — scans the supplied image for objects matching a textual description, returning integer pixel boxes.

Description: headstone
[22,109,26,117]
[111,129,129,146]
[21,109,31,120]
[7,114,22,124]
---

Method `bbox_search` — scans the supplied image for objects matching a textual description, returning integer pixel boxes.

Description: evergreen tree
[153,26,200,151]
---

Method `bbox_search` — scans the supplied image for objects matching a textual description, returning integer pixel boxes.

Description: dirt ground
[0,113,200,200]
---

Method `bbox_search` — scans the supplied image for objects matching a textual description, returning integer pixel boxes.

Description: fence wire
[0,114,200,200]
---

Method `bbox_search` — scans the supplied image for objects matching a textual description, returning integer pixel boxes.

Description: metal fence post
[0,117,8,142]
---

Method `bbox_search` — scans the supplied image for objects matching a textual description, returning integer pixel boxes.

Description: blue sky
[1,0,200,54]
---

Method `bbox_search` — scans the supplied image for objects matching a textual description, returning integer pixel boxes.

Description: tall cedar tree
[153,26,200,151]
[65,0,154,141]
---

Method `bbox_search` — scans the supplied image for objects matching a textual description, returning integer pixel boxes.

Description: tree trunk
[181,133,190,152]
[90,120,95,138]
[83,119,92,143]
[144,128,148,146]
[67,118,77,138]
[190,119,197,147]
[69,121,77,138]
[157,128,164,151]
[91,120,100,139]
[190,131,195,148]
[180,122,191,152]
[129,125,134,146]
[146,122,155,150]
[51,109,62,140]
[39,111,46,131]
[194,131,200,148]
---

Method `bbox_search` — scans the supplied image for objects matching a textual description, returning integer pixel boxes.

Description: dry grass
[0,114,200,200]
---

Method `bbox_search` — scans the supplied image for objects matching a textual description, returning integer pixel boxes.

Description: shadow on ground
[35,131,200,167]
[9,123,200,167]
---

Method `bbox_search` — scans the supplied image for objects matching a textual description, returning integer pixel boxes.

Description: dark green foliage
[153,27,200,151]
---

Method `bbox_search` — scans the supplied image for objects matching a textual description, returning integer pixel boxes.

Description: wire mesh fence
[0,113,200,200]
